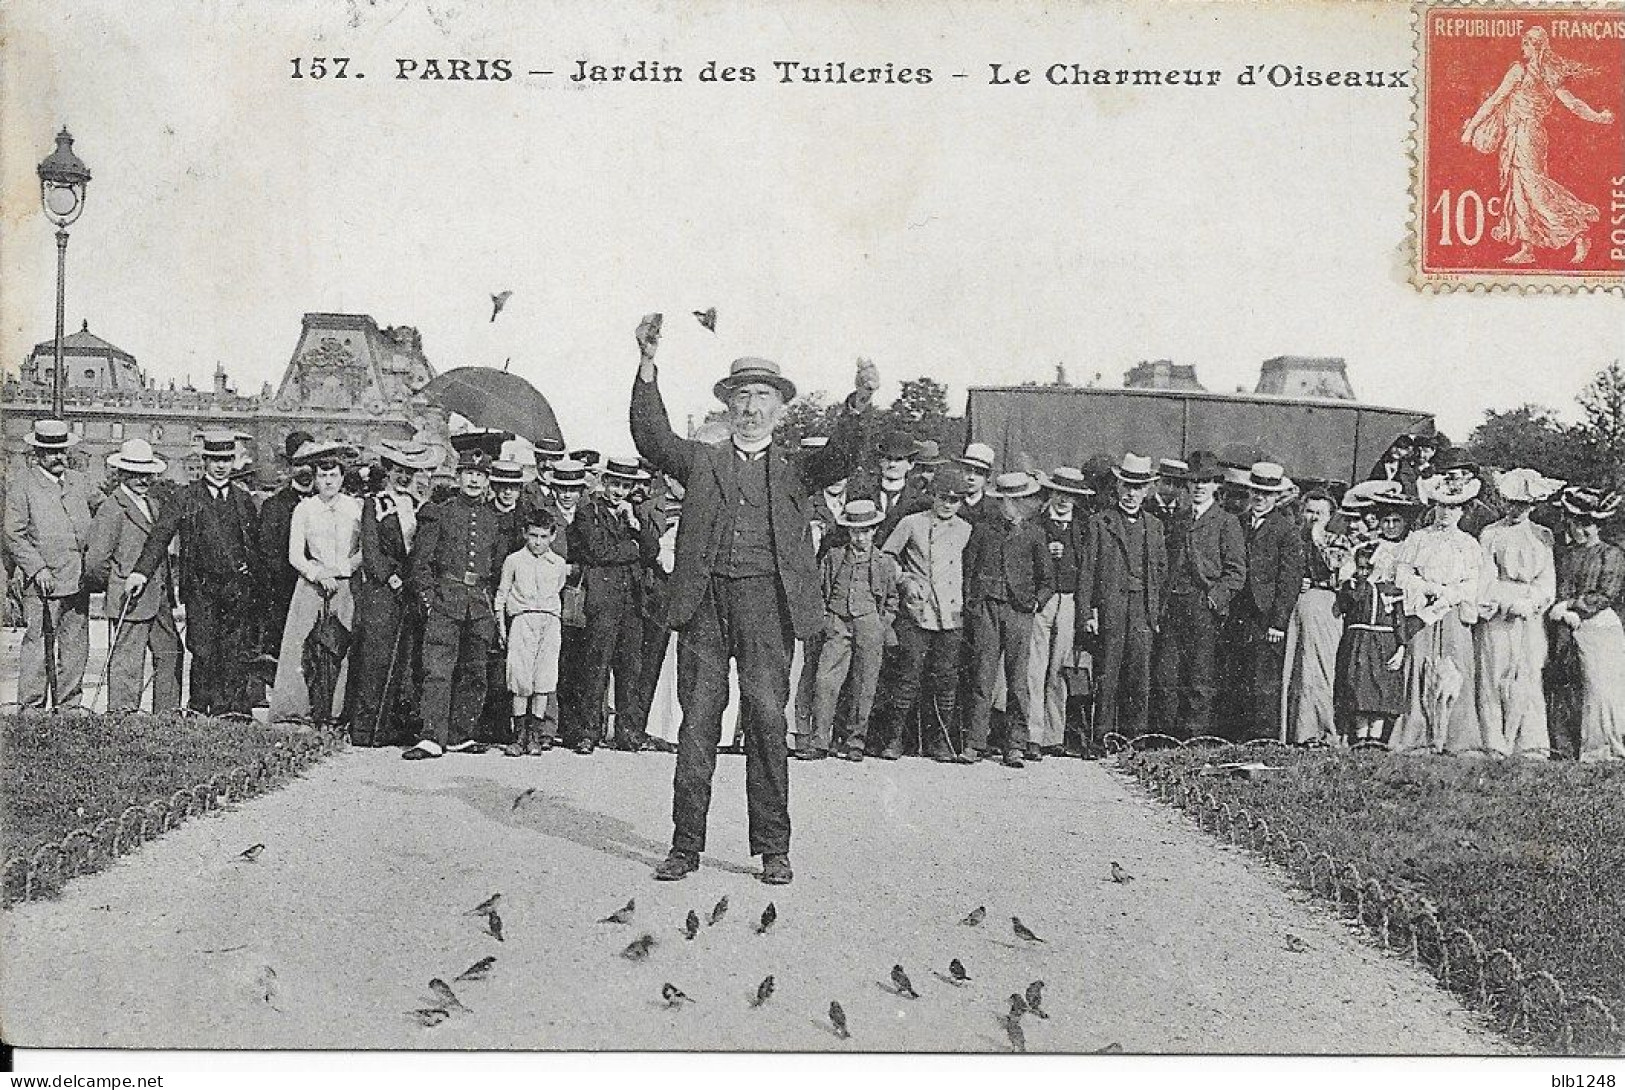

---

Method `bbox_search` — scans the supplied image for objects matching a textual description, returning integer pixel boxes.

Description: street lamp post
[37,127,92,420]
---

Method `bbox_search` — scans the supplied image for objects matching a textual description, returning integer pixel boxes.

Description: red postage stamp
[1414,2,1625,291]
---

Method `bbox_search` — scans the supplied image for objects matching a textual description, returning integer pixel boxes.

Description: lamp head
[38,128,91,228]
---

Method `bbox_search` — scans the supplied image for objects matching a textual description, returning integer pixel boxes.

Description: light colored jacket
[882,510,972,630]
[3,466,94,597]
[85,486,172,622]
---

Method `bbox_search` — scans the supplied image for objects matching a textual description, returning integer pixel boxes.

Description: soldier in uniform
[402,450,509,760]
[565,456,661,753]
[127,430,261,717]
[480,460,529,742]
[350,439,438,746]
[523,436,567,518]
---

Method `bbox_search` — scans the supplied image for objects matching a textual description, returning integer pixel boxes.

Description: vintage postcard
[1,0,1623,1080]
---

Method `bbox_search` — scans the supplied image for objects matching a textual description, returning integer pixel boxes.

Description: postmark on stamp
[1413,2,1624,291]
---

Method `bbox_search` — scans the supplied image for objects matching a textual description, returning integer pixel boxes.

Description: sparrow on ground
[237,844,265,863]
[1285,933,1312,954]
[622,934,657,961]
[454,956,495,982]
[428,978,469,1013]
[410,1007,450,1027]
[1009,992,1028,1019]
[684,910,700,940]
[662,983,694,1007]
[708,895,729,926]
[468,893,501,917]
[1025,981,1048,1019]
[487,910,505,942]
[511,788,536,811]
[891,965,919,999]
[1110,862,1135,884]
[1012,916,1046,943]
[600,898,636,924]
[1004,1013,1027,1053]
[751,974,775,1007]
[948,959,970,984]
[756,902,777,934]
[960,905,986,927]
[829,1001,849,1039]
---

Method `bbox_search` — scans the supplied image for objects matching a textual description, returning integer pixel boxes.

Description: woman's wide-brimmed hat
[1418,473,1482,507]
[1039,466,1096,496]
[24,418,80,450]
[1495,467,1565,504]
[713,357,797,404]
[1560,486,1621,522]
[988,471,1042,499]
[602,456,651,482]
[835,498,884,528]
[374,438,441,471]
[1343,479,1412,510]
[292,439,359,466]
[1112,453,1159,486]
[106,438,166,475]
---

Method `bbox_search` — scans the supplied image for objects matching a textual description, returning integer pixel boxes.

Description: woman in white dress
[269,441,362,725]
[1389,474,1492,755]
[1474,468,1562,757]
[1550,487,1625,762]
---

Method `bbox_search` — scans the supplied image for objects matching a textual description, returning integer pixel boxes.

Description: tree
[1466,404,1592,482]
[1577,361,1625,488]
[879,376,952,441]
[773,391,838,448]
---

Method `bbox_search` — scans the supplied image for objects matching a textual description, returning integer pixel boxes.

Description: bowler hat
[1039,467,1095,496]
[1183,450,1226,482]
[1432,447,1479,475]
[24,418,79,450]
[1112,453,1159,486]
[836,498,884,528]
[878,431,917,460]
[458,449,492,474]
[913,440,948,467]
[713,357,797,404]
[930,467,968,498]
[106,439,166,475]
[988,471,1041,499]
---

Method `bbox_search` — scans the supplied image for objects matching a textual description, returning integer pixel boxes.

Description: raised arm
[629,313,698,485]
[1556,87,1615,125]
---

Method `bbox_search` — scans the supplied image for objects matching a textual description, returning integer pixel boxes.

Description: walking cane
[38,583,59,710]
[104,593,137,712]
[373,610,409,746]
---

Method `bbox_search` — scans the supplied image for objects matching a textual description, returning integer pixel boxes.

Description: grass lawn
[1,710,298,861]
[1133,745,1625,1051]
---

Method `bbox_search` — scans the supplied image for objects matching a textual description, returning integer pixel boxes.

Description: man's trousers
[966,600,1035,755]
[19,590,89,709]
[105,604,183,714]
[1151,591,1222,739]
[809,612,886,754]
[1092,594,1154,739]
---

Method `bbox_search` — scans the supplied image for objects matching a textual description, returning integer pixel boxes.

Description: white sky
[2,0,1620,454]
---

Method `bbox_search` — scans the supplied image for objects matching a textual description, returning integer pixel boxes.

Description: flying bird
[429,978,469,1013]
[237,843,265,863]
[1009,992,1029,1019]
[455,956,496,982]
[490,290,513,322]
[468,893,501,917]
[693,307,717,333]
[662,983,694,1007]
[891,965,918,999]
[622,934,657,961]
[684,910,700,940]
[1110,862,1135,884]
[600,898,636,924]
[751,975,775,1007]
[1004,1013,1027,1053]
[960,905,986,927]
[487,910,505,942]
[1012,916,1046,943]
[708,895,729,926]
[410,1007,450,1027]
[756,902,777,934]
[948,959,970,985]
[829,1000,849,1039]
[511,788,536,811]
[1025,981,1048,1019]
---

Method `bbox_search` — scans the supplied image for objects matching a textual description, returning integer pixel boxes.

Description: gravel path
[0,748,1502,1052]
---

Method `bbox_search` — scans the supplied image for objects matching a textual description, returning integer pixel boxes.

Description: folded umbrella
[302,595,351,727]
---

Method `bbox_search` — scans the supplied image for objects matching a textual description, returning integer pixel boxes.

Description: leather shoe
[878,748,901,761]
[401,744,440,761]
[842,748,865,762]
[653,850,699,881]
[760,853,794,885]
[795,748,830,761]
[574,740,595,755]
[1002,751,1026,768]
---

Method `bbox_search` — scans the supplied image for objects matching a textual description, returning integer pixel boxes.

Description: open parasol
[418,367,564,446]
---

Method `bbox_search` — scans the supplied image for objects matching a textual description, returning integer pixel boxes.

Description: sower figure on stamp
[5,419,95,709]
[351,439,439,746]
[85,440,183,714]
[630,313,872,885]
[129,430,260,718]
[402,449,509,760]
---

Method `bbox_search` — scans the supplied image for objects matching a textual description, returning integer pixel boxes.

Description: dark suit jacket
[1171,502,1248,615]
[359,491,416,590]
[964,517,1055,614]
[255,485,305,598]
[875,480,931,543]
[1040,513,1089,595]
[1074,506,1168,639]
[568,494,661,611]
[135,479,258,605]
[1241,505,1304,632]
[630,370,866,640]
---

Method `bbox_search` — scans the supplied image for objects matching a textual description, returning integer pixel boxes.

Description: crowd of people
[7,322,1625,881]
